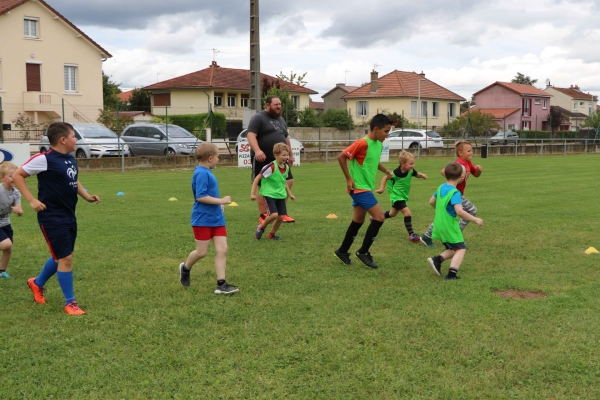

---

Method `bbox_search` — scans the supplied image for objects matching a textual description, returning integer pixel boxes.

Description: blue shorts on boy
[190,165,226,227]
[0,225,13,243]
[350,190,378,210]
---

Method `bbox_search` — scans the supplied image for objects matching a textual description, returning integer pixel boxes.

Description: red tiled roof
[0,0,111,57]
[340,70,465,101]
[321,84,359,98]
[143,62,318,94]
[117,90,133,101]
[474,82,550,97]
[309,100,324,110]
[550,105,587,119]
[464,107,521,119]
[549,87,597,101]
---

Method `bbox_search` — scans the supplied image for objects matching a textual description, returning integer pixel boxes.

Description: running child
[0,162,24,279]
[427,162,483,280]
[251,142,295,240]
[375,150,427,243]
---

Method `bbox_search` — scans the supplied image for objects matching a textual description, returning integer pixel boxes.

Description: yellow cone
[229,202,239,206]
[168,197,177,201]
[585,247,599,254]
[326,213,338,219]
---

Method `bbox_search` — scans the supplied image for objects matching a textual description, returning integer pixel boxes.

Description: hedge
[515,130,579,139]
[154,113,227,139]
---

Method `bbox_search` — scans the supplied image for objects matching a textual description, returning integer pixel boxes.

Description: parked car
[235,129,304,153]
[490,131,519,145]
[39,123,130,158]
[121,123,203,156]
[387,129,444,150]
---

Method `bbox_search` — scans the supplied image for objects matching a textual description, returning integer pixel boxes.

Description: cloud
[275,16,307,37]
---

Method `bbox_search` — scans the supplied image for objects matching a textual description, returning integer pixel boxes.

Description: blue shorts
[0,225,14,243]
[442,242,466,251]
[40,223,77,260]
[264,196,287,216]
[350,190,378,210]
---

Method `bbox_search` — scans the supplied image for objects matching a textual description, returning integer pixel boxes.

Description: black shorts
[264,196,287,216]
[251,155,293,184]
[442,242,467,251]
[0,224,14,243]
[40,223,77,260]
[392,200,408,211]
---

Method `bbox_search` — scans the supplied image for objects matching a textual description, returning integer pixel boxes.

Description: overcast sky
[47,0,600,101]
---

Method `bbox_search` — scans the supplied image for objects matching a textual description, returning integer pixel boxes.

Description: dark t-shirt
[247,110,289,160]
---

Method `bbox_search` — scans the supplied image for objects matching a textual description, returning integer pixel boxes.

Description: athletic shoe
[267,233,282,240]
[179,262,190,287]
[64,301,86,315]
[258,213,267,223]
[427,257,442,276]
[334,249,353,265]
[409,233,421,243]
[27,277,46,304]
[282,215,295,223]
[0,271,11,278]
[444,275,461,281]
[355,251,379,269]
[420,235,435,247]
[255,224,265,240]
[214,282,239,294]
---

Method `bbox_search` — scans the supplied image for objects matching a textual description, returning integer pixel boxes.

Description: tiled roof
[309,100,324,110]
[321,84,359,98]
[143,62,318,94]
[0,0,112,57]
[465,107,521,119]
[340,70,465,101]
[549,87,597,101]
[474,82,551,97]
[117,90,133,101]
[550,105,587,119]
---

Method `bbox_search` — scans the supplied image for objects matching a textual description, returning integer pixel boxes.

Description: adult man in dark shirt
[247,96,296,223]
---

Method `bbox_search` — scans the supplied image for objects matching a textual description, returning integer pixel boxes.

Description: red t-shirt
[456,158,476,195]
[342,139,370,193]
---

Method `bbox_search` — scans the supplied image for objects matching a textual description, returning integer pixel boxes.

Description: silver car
[387,129,444,150]
[235,129,304,153]
[39,123,130,158]
[121,123,203,156]
[490,131,519,145]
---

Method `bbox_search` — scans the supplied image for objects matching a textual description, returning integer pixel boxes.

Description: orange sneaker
[64,301,86,315]
[282,215,295,223]
[27,277,46,304]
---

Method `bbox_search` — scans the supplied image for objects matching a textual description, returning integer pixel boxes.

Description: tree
[321,108,353,130]
[97,108,134,134]
[547,107,566,138]
[261,76,281,98]
[261,86,299,127]
[102,71,125,110]
[584,110,600,130]
[511,72,538,86]
[298,106,318,127]
[383,111,417,129]
[276,71,307,87]
[128,88,151,112]
[442,110,500,137]
[460,97,476,114]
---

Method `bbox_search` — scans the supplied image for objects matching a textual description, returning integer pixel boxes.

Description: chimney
[370,70,378,93]
[211,61,219,67]
[336,83,345,87]
[418,71,426,78]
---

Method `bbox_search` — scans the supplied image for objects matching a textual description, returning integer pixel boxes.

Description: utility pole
[250,0,261,111]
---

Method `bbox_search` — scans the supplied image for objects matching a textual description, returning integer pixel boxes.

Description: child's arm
[454,204,483,226]
[12,168,45,211]
[11,204,24,217]
[286,184,295,201]
[77,181,100,204]
[440,167,446,177]
[416,172,428,180]
[375,175,389,194]
[337,152,355,191]
[378,163,393,178]
[472,165,483,177]
[250,174,262,201]
[198,194,231,205]
[429,195,436,208]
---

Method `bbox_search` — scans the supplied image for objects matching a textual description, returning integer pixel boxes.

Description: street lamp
[417,78,426,129]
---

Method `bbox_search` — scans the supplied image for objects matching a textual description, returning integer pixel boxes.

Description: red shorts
[192,226,227,240]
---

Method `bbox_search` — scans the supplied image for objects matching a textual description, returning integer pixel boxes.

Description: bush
[97,109,134,135]
[321,109,353,130]
[515,130,579,139]
[152,112,227,138]
[298,107,318,127]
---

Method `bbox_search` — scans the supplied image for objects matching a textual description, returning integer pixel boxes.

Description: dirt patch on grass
[493,289,547,300]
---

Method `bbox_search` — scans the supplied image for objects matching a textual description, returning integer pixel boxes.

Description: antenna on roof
[201,48,226,62]
[373,63,382,70]
[545,78,551,86]
[345,70,351,85]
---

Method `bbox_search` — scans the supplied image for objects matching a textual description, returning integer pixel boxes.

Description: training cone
[326,213,338,219]
[229,202,239,206]
[116,192,124,196]
[168,197,177,201]
[584,247,599,254]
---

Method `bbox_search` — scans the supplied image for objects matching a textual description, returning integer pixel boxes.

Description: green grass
[1,155,600,399]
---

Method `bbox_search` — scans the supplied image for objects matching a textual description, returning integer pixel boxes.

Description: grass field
[1,154,599,399]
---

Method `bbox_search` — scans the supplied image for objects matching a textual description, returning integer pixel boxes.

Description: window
[522,98,530,117]
[574,102,577,110]
[579,102,585,107]
[356,101,368,117]
[534,99,540,105]
[227,95,236,107]
[24,18,38,38]
[241,94,249,108]
[543,99,547,109]
[522,121,530,130]
[421,101,427,117]
[153,93,171,107]
[410,101,417,118]
[432,102,439,117]
[448,103,456,118]
[292,96,300,110]
[0,59,3,90]
[214,92,223,107]
[64,65,77,92]
[508,124,516,130]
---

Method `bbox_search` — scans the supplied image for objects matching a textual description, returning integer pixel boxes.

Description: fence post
[62,99,65,122]
[0,97,3,143]
[325,140,329,164]
[564,138,566,156]
[540,139,543,156]
[165,105,169,155]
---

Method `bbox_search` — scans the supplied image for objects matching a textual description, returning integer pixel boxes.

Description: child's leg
[357,203,385,254]
[184,239,211,270]
[0,238,13,273]
[400,207,415,235]
[56,254,76,305]
[459,196,477,230]
[446,249,466,279]
[423,222,434,238]
[384,208,399,219]
[261,213,278,229]
[270,215,284,236]
[212,236,228,281]
[338,206,366,253]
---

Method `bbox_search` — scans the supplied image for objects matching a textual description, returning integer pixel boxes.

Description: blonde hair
[195,143,219,161]
[398,150,414,164]
[455,141,472,157]
[273,142,290,155]
[0,162,18,177]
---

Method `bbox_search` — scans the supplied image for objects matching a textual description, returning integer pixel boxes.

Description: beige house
[142,61,318,119]
[0,0,111,128]
[544,84,598,118]
[341,70,465,129]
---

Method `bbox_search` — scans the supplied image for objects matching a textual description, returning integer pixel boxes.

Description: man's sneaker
[214,282,239,294]
[27,277,46,304]
[179,262,190,287]
[64,301,86,315]
[255,224,265,240]
[0,271,11,278]
[445,275,461,281]
[427,257,442,276]
[282,215,295,223]
[333,249,353,265]
[420,235,435,247]
[258,213,267,223]
[409,233,421,243]
[355,251,379,269]
[267,233,282,240]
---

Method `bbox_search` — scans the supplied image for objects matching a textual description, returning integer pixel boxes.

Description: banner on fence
[238,142,301,169]
[0,143,33,166]
[380,139,390,162]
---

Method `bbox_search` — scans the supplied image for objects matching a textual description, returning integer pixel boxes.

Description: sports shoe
[334,249,353,265]
[427,257,442,276]
[214,282,239,294]
[267,233,282,240]
[0,271,11,278]
[420,235,435,247]
[258,213,267,223]
[255,224,265,240]
[27,277,46,304]
[282,215,295,223]
[179,262,190,287]
[444,275,461,281]
[409,233,421,243]
[64,301,86,315]
[355,251,379,269]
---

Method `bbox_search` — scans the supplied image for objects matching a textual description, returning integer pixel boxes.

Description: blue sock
[35,257,58,287]
[57,271,75,305]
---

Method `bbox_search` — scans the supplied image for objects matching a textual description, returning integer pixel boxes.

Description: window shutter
[26,63,41,91]
[365,101,369,117]
[154,93,171,107]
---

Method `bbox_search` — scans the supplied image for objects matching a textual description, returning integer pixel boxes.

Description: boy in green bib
[427,162,483,280]
[251,143,295,240]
